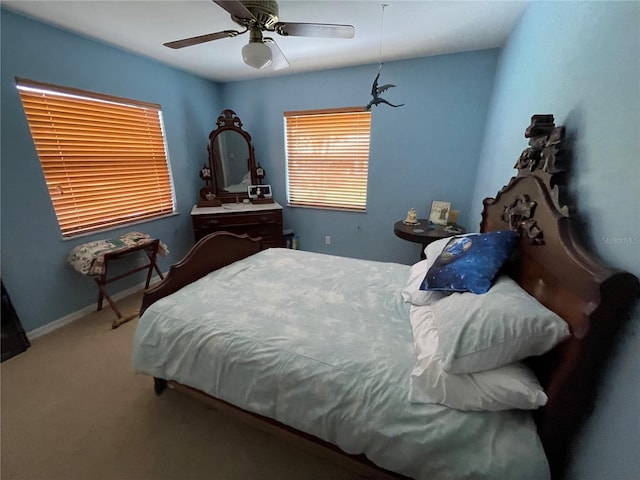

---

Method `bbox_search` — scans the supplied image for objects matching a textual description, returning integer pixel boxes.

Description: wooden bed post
[154,377,167,396]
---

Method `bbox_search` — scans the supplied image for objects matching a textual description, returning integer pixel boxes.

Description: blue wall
[1,10,223,332]
[221,51,498,262]
[470,2,639,479]
[2,3,638,477]
[0,8,498,333]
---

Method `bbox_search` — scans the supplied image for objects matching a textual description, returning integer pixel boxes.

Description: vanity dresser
[192,109,284,247]
[191,202,284,247]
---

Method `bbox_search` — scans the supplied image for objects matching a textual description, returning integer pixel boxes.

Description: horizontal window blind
[16,78,175,237]
[284,107,371,211]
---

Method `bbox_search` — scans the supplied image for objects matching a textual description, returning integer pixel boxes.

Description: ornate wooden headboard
[481,114,639,478]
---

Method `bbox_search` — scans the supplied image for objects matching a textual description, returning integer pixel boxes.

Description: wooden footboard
[140,232,262,315]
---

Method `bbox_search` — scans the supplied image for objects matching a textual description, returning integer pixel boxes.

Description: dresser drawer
[222,224,280,241]
[193,210,280,229]
[191,207,284,247]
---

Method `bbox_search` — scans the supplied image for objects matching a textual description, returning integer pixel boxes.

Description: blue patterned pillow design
[420,230,517,294]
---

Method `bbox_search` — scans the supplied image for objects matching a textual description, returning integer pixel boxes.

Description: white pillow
[401,260,447,306]
[431,276,571,374]
[423,233,479,259]
[409,305,547,411]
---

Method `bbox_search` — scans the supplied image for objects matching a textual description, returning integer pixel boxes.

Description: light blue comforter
[132,248,549,479]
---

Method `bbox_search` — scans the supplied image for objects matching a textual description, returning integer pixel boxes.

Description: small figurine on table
[403,208,419,225]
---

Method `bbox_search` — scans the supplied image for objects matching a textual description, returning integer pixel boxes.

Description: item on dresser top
[197,197,223,207]
[248,184,272,199]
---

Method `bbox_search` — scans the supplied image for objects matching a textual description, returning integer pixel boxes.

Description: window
[284,107,371,211]
[16,78,175,238]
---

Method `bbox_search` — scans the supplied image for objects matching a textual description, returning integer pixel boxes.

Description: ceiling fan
[163,0,355,71]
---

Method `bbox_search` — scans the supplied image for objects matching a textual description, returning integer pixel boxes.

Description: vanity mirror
[202,109,261,201]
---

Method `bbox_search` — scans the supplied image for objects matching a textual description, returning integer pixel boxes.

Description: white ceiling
[2,0,529,83]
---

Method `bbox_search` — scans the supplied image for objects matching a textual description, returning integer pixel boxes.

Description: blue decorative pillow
[420,231,517,294]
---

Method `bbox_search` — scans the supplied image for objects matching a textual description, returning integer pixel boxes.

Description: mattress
[132,248,549,479]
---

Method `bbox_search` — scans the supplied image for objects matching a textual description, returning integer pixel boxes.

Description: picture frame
[429,200,451,225]
[248,184,272,199]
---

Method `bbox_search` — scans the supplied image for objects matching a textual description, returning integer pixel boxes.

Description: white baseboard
[26,278,160,340]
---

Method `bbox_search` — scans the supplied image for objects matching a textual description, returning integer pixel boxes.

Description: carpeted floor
[0,292,361,480]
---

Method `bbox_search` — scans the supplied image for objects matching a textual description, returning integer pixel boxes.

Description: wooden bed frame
[140,115,639,479]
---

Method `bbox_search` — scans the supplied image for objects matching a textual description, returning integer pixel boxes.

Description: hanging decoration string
[378,3,387,69]
[365,3,404,110]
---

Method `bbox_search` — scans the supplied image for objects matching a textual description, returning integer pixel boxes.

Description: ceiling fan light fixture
[242,42,272,69]
[164,0,355,72]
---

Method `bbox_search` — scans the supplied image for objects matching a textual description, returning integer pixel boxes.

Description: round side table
[393,220,466,260]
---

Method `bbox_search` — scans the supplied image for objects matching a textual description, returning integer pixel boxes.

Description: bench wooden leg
[111,311,138,329]
[93,277,123,319]
[96,274,106,311]
[143,241,163,289]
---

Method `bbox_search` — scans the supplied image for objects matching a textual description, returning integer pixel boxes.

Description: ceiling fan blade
[164,30,241,49]
[275,22,355,39]
[263,38,289,71]
[213,0,255,22]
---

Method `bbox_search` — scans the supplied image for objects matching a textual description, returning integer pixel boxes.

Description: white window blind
[16,78,175,238]
[284,107,371,211]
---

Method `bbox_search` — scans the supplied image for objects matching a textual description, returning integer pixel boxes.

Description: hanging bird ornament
[365,5,403,110]
[366,63,404,110]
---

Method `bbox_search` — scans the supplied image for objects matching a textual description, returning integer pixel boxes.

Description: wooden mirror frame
[202,109,258,202]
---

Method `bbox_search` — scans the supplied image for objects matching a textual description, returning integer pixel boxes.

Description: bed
[132,115,639,479]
